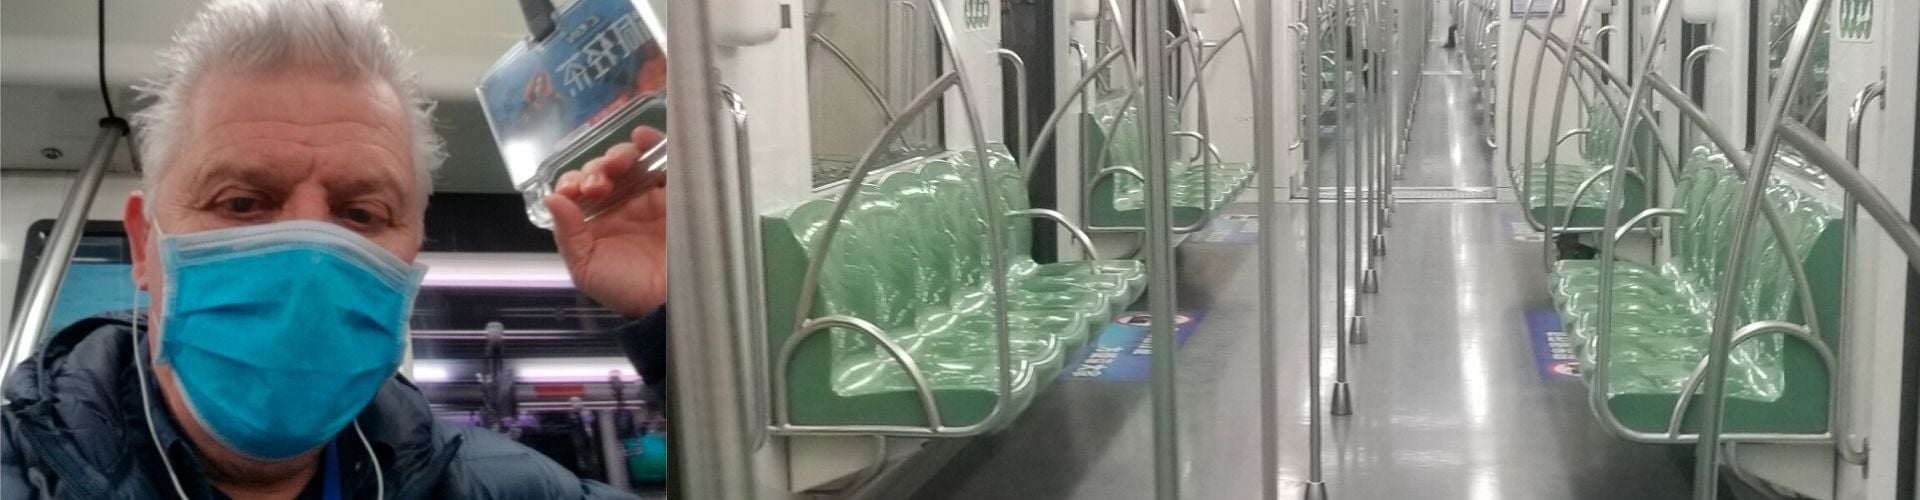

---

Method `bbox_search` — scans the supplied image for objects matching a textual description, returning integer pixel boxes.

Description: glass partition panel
[805,0,946,187]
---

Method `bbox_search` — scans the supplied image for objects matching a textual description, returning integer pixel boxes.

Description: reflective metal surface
[913,40,1691,500]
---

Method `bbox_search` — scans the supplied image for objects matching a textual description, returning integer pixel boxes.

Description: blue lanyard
[322,440,342,500]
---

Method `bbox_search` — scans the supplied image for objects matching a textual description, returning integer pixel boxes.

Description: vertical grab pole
[1330,0,1357,415]
[1362,0,1384,296]
[0,120,125,387]
[1351,0,1375,319]
[1301,0,1331,497]
[1253,0,1281,497]
[664,0,758,496]
[1534,0,1600,267]
[1136,0,1180,497]
[1689,0,1833,496]
[1833,79,1885,465]
[1591,0,1676,444]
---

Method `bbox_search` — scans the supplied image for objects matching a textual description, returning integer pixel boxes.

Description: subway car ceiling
[0,0,615,195]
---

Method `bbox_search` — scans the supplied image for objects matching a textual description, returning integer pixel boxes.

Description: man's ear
[124,191,151,291]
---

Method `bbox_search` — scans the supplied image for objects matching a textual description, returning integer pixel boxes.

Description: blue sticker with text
[1061,311,1205,382]
[1527,309,1581,380]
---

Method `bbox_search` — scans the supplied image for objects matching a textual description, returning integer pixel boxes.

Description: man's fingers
[631,126,664,149]
[583,172,612,199]
[555,170,587,198]
[544,193,594,264]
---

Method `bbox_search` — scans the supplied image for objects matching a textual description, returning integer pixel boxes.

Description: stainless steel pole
[1690,0,1831,493]
[1330,0,1356,416]
[1,120,125,389]
[1138,0,1180,496]
[665,0,759,496]
[1302,1,1330,497]
[1534,0,1598,267]
[1254,0,1281,497]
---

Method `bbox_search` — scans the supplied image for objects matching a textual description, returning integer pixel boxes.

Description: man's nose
[275,187,335,223]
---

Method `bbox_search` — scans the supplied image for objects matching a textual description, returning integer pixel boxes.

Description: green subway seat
[1547,150,1845,436]
[763,147,1145,433]
[1513,100,1656,230]
[1081,96,1256,230]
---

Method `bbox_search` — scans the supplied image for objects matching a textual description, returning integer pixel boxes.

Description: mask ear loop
[132,286,191,500]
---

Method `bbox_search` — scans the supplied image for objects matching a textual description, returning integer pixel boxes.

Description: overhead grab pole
[1,120,127,392]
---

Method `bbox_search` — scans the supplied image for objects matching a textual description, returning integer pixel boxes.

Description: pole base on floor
[1330,382,1354,416]
[1371,233,1386,257]
[1360,268,1379,293]
[1348,314,1369,344]
[1304,481,1330,500]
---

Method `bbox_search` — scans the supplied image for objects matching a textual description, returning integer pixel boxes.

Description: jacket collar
[4,311,457,499]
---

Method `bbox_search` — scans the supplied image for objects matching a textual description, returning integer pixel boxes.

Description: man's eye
[219,196,262,215]
[343,209,375,224]
[337,205,389,228]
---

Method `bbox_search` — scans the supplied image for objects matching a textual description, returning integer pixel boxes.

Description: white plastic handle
[1591,0,1615,14]
[713,0,781,47]
[1189,0,1212,14]
[1680,0,1718,24]
[1070,0,1100,22]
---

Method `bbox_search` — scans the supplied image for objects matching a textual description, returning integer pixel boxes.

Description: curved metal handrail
[1664,321,1837,443]
[791,73,957,336]
[1586,68,1828,452]
[1610,208,1690,244]
[995,49,1031,161]
[1019,48,1132,180]
[1591,0,1686,445]
[1012,208,1106,263]
[1506,0,1562,174]
[1635,0,1833,495]
[773,315,945,432]
[809,32,899,123]
[1561,166,1649,229]
[777,0,1016,438]
[1516,128,1591,231]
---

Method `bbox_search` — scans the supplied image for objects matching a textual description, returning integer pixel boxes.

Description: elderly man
[0,1,664,498]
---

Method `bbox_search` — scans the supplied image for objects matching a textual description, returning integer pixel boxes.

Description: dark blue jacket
[0,313,639,499]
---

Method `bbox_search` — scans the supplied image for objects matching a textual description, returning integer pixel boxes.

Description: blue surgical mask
[152,220,426,461]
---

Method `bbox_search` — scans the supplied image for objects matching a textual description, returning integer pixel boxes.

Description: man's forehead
[165,68,418,195]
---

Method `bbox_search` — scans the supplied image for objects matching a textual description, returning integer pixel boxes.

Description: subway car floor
[910,44,1694,499]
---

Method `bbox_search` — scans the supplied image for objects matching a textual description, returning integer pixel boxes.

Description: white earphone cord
[131,300,193,500]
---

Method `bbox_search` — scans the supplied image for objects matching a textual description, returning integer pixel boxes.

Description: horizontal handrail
[1777,121,1920,273]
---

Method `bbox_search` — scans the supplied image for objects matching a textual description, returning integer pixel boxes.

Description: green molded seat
[1513,100,1655,229]
[1082,96,1255,230]
[762,148,1145,431]
[1546,150,1845,436]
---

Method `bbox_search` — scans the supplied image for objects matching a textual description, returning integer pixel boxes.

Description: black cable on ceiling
[98,0,118,121]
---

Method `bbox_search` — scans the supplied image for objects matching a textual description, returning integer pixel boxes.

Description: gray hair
[132,0,445,205]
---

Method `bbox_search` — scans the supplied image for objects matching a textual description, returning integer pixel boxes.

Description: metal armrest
[1560,166,1648,228]
[1663,321,1835,440]
[1010,209,1107,263]
[1610,208,1687,244]
[775,315,945,433]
